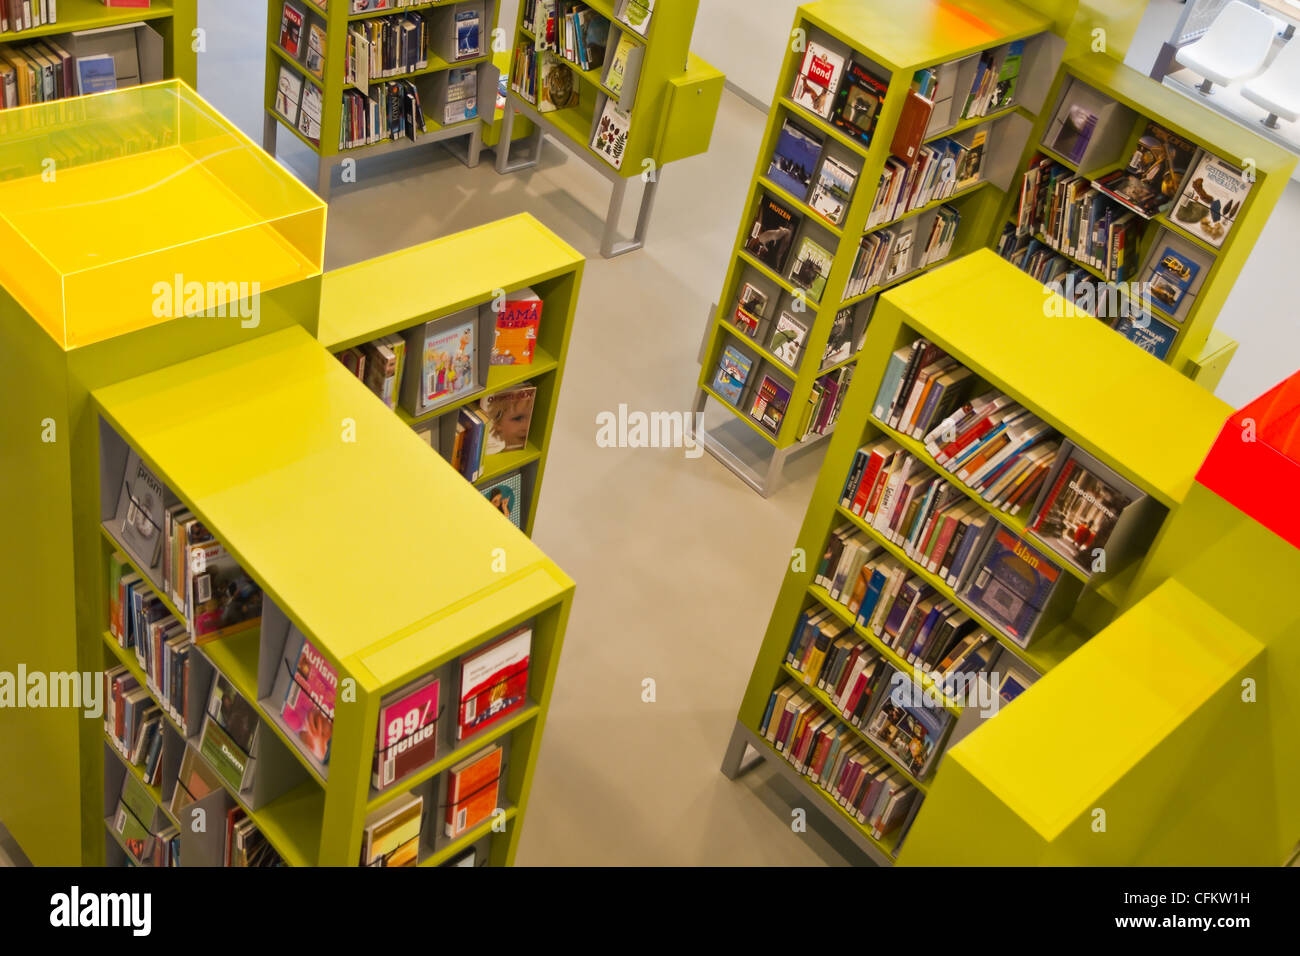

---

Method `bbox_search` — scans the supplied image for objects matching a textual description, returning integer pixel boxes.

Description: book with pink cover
[373,675,440,790]
[280,634,338,764]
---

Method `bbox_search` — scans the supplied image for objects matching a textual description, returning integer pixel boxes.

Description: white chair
[1243,32,1300,127]
[1176,1,1282,95]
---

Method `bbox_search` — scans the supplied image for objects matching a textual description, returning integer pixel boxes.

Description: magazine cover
[116,451,168,573]
[962,528,1060,643]
[768,312,808,367]
[1030,457,1133,572]
[480,384,536,454]
[745,195,800,272]
[373,676,440,790]
[789,237,832,302]
[767,119,823,200]
[458,627,531,740]
[481,471,524,528]
[809,155,856,225]
[1173,153,1252,248]
[750,375,793,432]
[423,320,477,405]
[734,282,768,337]
[866,679,952,778]
[280,633,338,764]
[712,345,754,405]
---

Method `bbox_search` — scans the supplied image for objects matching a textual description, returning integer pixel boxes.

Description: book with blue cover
[768,118,823,201]
[865,673,953,778]
[713,345,754,405]
[1112,311,1177,360]
[962,528,1060,645]
[76,55,117,97]
[1148,246,1200,314]
[480,471,523,529]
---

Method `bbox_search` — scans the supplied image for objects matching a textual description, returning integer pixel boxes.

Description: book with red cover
[890,89,935,164]
[457,626,531,740]
[444,744,503,838]
[491,289,543,365]
[279,2,305,58]
[372,674,441,790]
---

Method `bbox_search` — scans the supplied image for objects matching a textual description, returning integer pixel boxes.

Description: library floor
[8,1,1296,867]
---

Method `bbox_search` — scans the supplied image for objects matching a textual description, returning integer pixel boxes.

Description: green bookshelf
[497,0,723,257]
[316,214,584,538]
[0,0,196,98]
[992,52,1296,386]
[721,250,1232,864]
[262,0,501,198]
[694,0,1064,497]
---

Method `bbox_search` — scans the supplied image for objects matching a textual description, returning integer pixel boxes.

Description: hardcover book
[745,195,799,273]
[750,374,792,432]
[733,282,768,338]
[809,155,856,225]
[480,471,523,528]
[279,2,305,58]
[373,674,440,790]
[187,538,262,643]
[767,118,823,200]
[75,54,117,96]
[962,529,1060,644]
[479,384,536,454]
[768,312,807,368]
[865,678,952,778]
[491,288,542,365]
[791,41,845,119]
[713,345,754,405]
[538,51,578,111]
[421,319,477,406]
[444,745,502,838]
[279,632,337,764]
[788,237,832,302]
[457,626,531,740]
[1173,152,1252,249]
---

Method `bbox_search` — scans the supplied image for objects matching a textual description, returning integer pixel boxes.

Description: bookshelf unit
[262,0,502,198]
[693,0,1064,497]
[317,213,584,537]
[497,0,723,257]
[720,250,1232,864]
[0,0,196,101]
[92,326,574,867]
[992,52,1297,383]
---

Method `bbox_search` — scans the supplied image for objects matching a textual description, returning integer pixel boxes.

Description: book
[186,537,262,643]
[1092,124,1195,219]
[1148,246,1200,314]
[733,282,768,338]
[75,54,116,96]
[823,306,854,366]
[491,288,542,365]
[768,312,807,368]
[373,674,440,790]
[963,529,1061,644]
[444,745,502,838]
[603,30,637,98]
[988,40,1024,111]
[1030,454,1134,572]
[1051,103,1096,163]
[791,41,844,119]
[279,2,306,58]
[279,632,337,764]
[618,0,653,36]
[420,319,477,407]
[809,155,856,226]
[169,744,223,819]
[767,118,823,200]
[361,792,423,866]
[1111,310,1177,360]
[537,51,578,111]
[480,471,523,528]
[297,83,323,143]
[274,63,303,124]
[891,75,934,163]
[1173,152,1252,249]
[744,195,799,273]
[591,96,631,169]
[712,345,754,405]
[457,626,531,740]
[112,774,157,863]
[788,237,832,302]
[455,6,482,59]
[750,374,792,432]
[832,58,888,145]
[864,678,952,778]
[479,384,536,454]
[305,22,326,79]
[115,450,168,573]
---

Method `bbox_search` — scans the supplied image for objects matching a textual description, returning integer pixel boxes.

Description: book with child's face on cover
[480,384,536,455]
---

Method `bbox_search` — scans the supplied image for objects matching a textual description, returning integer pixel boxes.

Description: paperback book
[962,528,1060,645]
[538,52,579,111]
[458,626,531,740]
[791,41,844,119]
[1029,453,1134,572]
[809,155,856,226]
[767,118,822,200]
[1172,151,1252,249]
[114,450,168,574]
[733,282,768,338]
[832,59,888,145]
[421,319,477,407]
[1147,246,1200,314]
[444,745,503,838]
[712,345,754,405]
[479,384,536,455]
[373,674,440,790]
[1050,103,1096,164]
[279,631,337,764]
[591,97,631,169]
[788,237,832,302]
[361,792,423,866]
[491,288,542,365]
[750,374,792,432]
[745,195,799,273]
[480,471,524,528]
[768,312,807,368]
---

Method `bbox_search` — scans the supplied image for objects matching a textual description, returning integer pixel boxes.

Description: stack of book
[338,334,407,411]
[1,1,57,34]
[109,553,192,732]
[104,665,169,787]
[844,205,960,300]
[339,80,426,147]
[794,366,853,443]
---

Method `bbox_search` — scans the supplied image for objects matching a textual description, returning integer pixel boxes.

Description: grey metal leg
[1264,113,1281,130]
[466,125,483,168]
[494,103,544,174]
[263,111,278,155]
[1284,24,1295,40]
[316,156,332,200]
[600,171,661,258]
[721,721,761,780]
[1197,77,1214,95]
[698,303,718,366]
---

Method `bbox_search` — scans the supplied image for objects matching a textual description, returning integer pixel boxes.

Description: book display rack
[993,53,1295,383]
[0,0,196,108]
[0,84,580,867]
[496,0,723,257]
[262,0,501,198]
[693,0,1065,497]
[720,250,1233,864]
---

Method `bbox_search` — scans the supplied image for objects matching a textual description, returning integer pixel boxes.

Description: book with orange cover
[444,744,502,838]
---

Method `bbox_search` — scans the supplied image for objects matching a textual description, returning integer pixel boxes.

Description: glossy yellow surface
[0,82,325,350]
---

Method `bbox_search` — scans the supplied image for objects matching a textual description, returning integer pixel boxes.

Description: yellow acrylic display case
[0,80,326,350]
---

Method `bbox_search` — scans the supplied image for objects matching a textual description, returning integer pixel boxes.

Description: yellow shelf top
[0,81,325,350]
[801,0,1051,73]
[317,214,583,350]
[946,579,1261,840]
[92,326,571,690]
[880,250,1232,506]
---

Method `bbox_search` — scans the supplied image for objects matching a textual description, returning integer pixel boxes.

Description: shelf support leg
[721,720,762,780]
[600,172,660,259]
[466,125,484,168]
[316,156,332,201]
[494,103,543,174]
[263,112,278,156]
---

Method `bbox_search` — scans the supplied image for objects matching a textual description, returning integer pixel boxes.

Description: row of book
[0,40,120,109]
[795,365,853,443]
[866,135,982,230]
[526,0,611,74]
[109,554,193,732]
[844,206,960,300]
[274,65,325,144]
[361,743,502,866]
[338,333,407,410]
[996,225,1086,287]
[761,678,921,842]
[109,774,181,869]
[958,40,1024,120]
[1,0,55,34]
[105,664,169,788]
[339,79,424,147]
[343,13,431,84]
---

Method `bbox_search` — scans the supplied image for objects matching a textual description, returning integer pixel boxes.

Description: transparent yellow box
[0,81,326,350]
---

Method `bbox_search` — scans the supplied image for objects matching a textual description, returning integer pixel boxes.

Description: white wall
[691,0,802,105]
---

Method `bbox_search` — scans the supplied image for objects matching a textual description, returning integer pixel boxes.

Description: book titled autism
[280,633,338,764]
[481,471,523,528]
[458,626,531,740]
[423,320,476,405]
[1173,152,1252,249]
[768,119,823,201]
[373,675,440,790]
[791,41,845,119]
[491,289,542,365]
[713,345,754,405]
[962,529,1060,645]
